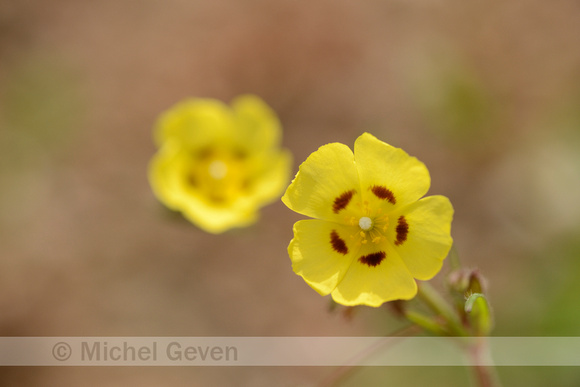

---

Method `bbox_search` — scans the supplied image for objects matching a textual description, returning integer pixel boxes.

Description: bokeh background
[1,0,580,385]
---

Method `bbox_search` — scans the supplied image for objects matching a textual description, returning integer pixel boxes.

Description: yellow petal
[153,98,233,149]
[354,132,430,210]
[289,220,359,295]
[230,94,283,155]
[179,198,258,234]
[249,149,293,204]
[282,142,361,222]
[388,195,454,280]
[331,242,417,307]
[148,141,191,209]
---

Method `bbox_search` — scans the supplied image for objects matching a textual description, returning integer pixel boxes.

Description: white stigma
[208,160,228,179]
[359,216,373,231]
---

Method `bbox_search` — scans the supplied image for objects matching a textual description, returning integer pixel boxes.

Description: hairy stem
[416,281,467,336]
[469,338,502,387]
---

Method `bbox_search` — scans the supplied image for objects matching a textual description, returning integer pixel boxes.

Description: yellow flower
[149,95,292,234]
[282,133,453,307]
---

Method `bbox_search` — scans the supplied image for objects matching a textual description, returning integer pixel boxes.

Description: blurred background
[1,0,580,385]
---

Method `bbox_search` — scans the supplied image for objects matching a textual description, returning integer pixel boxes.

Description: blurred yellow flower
[149,95,292,234]
[282,133,453,307]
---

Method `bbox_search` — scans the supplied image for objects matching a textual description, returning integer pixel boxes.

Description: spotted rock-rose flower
[282,133,453,307]
[149,95,292,233]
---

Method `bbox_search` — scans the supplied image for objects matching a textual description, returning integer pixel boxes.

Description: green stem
[413,282,501,387]
[404,310,448,335]
[416,281,468,336]
[468,337,502,387]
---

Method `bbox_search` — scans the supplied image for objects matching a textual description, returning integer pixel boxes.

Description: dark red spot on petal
[330,230,349,255]
[359,251,386,267]
[186,173,198,187]
[333,190,356,214]
[233,148,248,160]
[196,147,214,160]
[395,215,409,246]
[370,185,396,204]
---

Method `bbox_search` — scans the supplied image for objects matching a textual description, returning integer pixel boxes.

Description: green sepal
[464,293,492,336]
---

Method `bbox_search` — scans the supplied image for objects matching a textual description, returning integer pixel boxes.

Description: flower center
[358,216,373,231]
[208,160,228,180]
[187,148,249,205]
[353,212,390,245]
